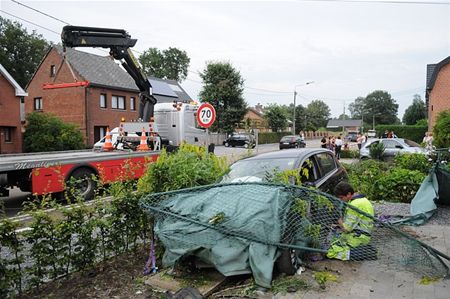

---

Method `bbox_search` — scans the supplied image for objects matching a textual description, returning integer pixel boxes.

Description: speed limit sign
[196,103,216,128]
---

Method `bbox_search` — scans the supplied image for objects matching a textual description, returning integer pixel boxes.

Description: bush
[258,131,290,144]
[433,109,450,148]
[340,149,359,159]
[394,153,432,174]
[137,143,228,194]
[24,112,85,152]
[372,168,425,203]
[375,124,427,143]
[345,160,388,198]
[369,142,385,160]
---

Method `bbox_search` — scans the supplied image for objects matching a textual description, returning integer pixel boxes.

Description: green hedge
[374,125,427,143]
[258,131,291,144]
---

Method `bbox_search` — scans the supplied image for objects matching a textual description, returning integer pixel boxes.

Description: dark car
[345,131,358,142]
[223,133,256,148]
[279,135,306,150]
[220,148,347,194]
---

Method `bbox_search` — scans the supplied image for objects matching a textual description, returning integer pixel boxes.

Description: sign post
[196,103,216,128]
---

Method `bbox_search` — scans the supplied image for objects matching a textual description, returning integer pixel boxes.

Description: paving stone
[349,282,373,298]
[434,284,449,299]
[413,281,435,299]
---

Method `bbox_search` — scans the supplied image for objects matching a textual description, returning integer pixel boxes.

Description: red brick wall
[0,73,23,153]
[86,87,139,145]
[428,63,450,131]
[26,47,86,143]
[26,47,140,147]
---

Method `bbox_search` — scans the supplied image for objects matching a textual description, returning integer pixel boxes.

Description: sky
[1,0,449,119]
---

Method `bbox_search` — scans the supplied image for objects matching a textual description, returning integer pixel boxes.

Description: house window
[4,128,12,142]
[100,94,107,108]
[50,65,56,77]
[34,97,43,111]
[130,97,136,110]
[94,126,108,143]
[112,95,125,110]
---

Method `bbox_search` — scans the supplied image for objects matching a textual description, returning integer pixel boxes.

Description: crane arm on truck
[61,25,156,121]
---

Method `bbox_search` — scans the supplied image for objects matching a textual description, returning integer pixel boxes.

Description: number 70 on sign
[196,103,216,128]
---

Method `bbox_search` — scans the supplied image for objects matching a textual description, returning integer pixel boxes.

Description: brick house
[0,64,27,153]
[26,46,193,146]
[426,56,450,131]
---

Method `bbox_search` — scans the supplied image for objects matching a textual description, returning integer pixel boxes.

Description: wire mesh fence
[140,182,450,284]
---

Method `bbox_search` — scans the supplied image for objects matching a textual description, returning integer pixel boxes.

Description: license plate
[283,142,289,144]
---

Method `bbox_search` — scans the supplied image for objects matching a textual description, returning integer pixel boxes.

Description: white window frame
[112,95,125,110]
[100,94,107,108]
[130,97,136,111]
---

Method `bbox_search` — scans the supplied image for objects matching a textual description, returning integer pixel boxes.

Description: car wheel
[65,168,97,201]
[224,142,229,147]
[244,143,249,149]
[276,249,300,275]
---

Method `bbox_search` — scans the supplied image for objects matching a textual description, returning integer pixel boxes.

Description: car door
[311,152,341,193]
[381,139,401,157]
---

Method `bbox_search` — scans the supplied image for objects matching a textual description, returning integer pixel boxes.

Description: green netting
[139,183,450,288]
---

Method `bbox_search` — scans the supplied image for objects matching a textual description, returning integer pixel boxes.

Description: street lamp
[293,81,314,134]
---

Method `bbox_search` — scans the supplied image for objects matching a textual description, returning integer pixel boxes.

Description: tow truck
[0,25,208,200]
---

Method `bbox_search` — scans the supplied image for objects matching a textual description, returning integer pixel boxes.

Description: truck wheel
[276,249,300,275]
[66,168,97,201]
[224,142,230,147]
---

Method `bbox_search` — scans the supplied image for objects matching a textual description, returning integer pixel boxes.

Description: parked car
[360,138,427,160]
[367,130,376,138]
[220,148,347,194]
[279,135,306,149]
[345,131,358,142]
[223,133,256,148]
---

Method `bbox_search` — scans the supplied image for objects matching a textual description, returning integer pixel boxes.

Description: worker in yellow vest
[327,181,375,261]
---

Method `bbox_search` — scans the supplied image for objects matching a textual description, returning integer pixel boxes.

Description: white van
[93,103,208,151]
[367,129,377,138]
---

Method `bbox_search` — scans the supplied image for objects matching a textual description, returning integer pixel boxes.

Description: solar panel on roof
[148,79,177,97]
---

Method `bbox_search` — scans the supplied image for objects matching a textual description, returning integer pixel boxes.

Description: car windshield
[280,136,294,142]
[403,139,421,148]
[220,157,297,183]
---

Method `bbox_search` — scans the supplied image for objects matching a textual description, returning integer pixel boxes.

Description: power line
[0,10,60,35]
[298,0,450,5]
[10,0,70,25]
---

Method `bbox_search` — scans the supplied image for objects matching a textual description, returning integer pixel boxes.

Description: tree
[338,113,350,120]
[433,109,450,148]
[199,62,247,133]
[138,47,190,82]
[0,16,50,87]
[24,113,84,152]
[402,95,427,125]
[264,104,288,132]
[349,90,398,126]
[304,100,330,131]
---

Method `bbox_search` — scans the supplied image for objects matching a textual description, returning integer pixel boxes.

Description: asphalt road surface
[1,138,343,218]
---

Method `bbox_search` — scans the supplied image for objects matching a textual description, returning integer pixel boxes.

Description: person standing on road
[321,137,327,148]
[327,181,374,261]
[356,134,363,150]
[335,136,343,159]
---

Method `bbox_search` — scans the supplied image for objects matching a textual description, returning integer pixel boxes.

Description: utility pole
[293,81,314,135]
[293,91,297,134]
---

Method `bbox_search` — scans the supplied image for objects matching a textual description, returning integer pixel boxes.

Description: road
[1,139,333,218]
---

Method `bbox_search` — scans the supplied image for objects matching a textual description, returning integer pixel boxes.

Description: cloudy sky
[1,0,449,119]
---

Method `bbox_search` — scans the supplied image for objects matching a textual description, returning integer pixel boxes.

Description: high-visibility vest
[342,197,374,235]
